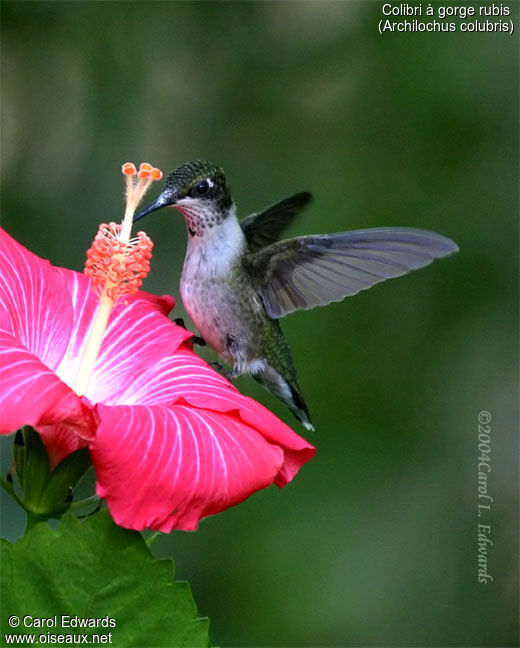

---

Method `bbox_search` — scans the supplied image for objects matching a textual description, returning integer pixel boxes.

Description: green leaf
[1,511,209,647]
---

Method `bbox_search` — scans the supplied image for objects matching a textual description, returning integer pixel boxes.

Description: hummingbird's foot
[209,362,235,380]
[174,318,206,346]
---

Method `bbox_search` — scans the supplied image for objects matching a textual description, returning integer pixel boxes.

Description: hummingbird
[134,160,458,431]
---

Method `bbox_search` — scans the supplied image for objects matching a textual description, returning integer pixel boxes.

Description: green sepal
[20,427,51,510]
[0,475,24,510]
[13,429,25,485]
[4,427,93,523]
[38,446,91,517]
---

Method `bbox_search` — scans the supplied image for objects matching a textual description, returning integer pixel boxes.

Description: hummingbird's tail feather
[287,383,315,432]
[253,367,315,432]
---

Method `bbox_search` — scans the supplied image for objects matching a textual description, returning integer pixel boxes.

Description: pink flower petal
[86,294,191,405]
[53,265,191,402]
[0,228,190,404]
[0,330,93,466]
[115,346,315,485]
[0,229,73,371]
[92,403,287,531]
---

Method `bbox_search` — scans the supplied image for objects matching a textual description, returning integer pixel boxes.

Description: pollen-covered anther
[84,223,154,302]
[120,161,163,222]
[122,163,137,176]
[121,161,164,214]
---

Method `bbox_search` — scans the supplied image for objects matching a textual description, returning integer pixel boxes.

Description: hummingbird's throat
[174,199,225,237]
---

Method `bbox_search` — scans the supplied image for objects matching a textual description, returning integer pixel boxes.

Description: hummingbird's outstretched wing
[240,192,312,252]
[247,228,459,319]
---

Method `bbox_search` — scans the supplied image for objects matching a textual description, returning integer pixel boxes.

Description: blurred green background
[1,1,518,646]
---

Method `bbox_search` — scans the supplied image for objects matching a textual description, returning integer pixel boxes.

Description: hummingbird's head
[133,160,233,237]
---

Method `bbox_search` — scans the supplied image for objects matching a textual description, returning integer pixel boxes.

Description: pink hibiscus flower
[0,171,314,533]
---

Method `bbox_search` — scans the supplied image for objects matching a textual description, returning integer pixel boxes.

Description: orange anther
[151,168,163,180]
[138,169,151,179]
[122,162,137,176]
[139,162,152,172]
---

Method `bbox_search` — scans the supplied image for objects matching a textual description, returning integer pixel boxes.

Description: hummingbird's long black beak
[133,189,176,223]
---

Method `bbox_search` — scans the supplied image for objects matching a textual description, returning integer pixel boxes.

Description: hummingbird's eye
[190,179,210,198]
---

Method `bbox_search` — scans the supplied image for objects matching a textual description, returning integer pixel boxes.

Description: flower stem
[24,511,42,534]
[72,294,114,396]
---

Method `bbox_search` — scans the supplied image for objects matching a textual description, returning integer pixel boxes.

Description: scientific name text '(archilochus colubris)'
[134,160,458,431]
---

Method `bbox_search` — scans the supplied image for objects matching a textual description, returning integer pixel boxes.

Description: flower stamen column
[72,163,162,396]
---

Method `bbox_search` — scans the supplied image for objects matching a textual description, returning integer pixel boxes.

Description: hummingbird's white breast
[179,203,245,279]
[179,204,250,358]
